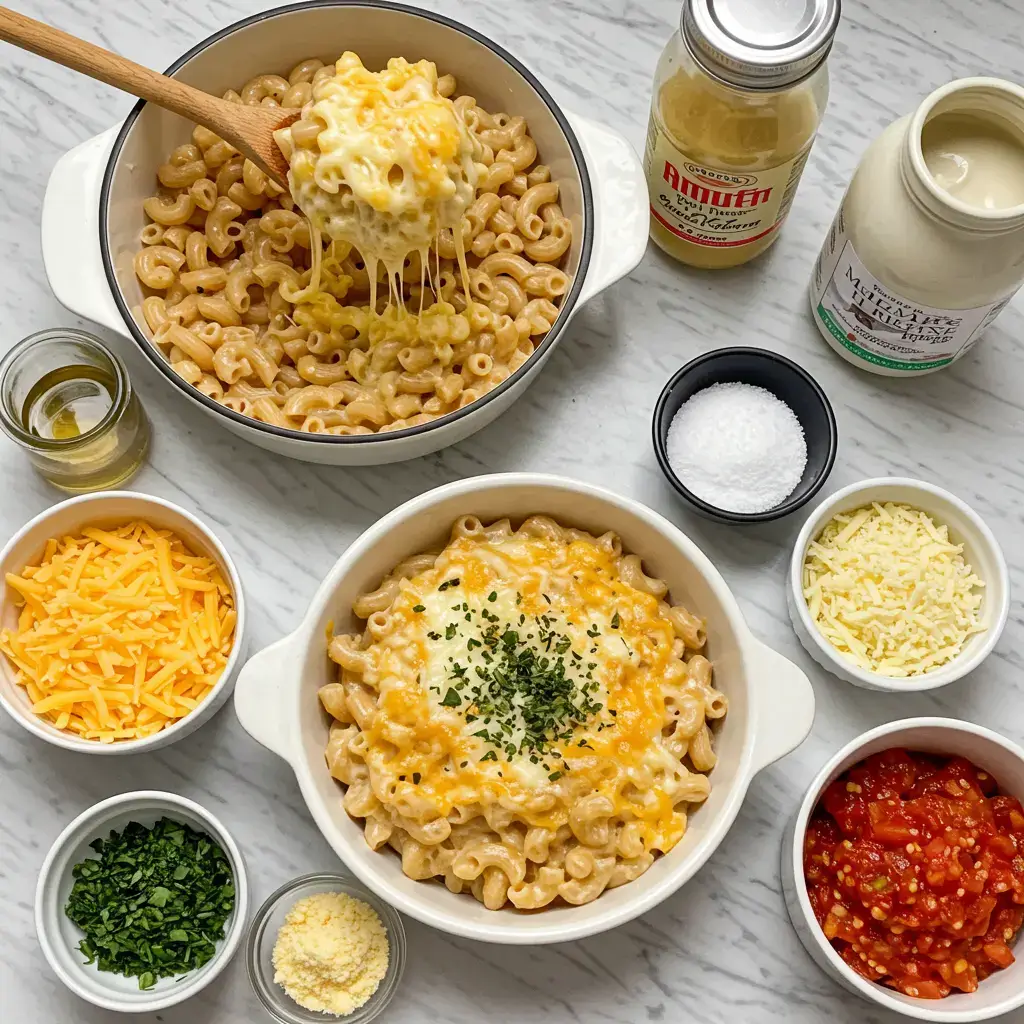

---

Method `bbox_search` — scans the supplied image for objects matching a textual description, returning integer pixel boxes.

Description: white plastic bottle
[810,78,1024,376]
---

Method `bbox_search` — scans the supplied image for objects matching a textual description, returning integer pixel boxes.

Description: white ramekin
[36,790,249,1013]
[234,472,815,943]
[788,478,1009,692]
[0,491,247,752]
[41,1,649,465]
[782,717,1024,1022]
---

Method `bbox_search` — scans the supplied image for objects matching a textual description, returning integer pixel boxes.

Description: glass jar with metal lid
[644,0,840,269]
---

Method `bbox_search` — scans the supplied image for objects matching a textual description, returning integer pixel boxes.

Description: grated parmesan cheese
[272,891,389,1016]
[0,520,235,741]
[802,502,985,677]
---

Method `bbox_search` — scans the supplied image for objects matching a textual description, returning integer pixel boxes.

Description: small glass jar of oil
[0,329,149,492]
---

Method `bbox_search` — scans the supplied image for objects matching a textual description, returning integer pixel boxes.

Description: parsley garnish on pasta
[435,593,604,763]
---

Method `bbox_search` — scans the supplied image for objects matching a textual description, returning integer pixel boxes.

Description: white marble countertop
[2,0,1023,1021]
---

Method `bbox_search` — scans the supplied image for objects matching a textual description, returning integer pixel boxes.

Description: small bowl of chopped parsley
[35,790,248,1012]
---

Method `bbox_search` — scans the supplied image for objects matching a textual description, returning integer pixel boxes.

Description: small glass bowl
[246,872,406,1024]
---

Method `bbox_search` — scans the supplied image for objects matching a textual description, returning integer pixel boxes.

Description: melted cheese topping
[803,502,986,677]
[0,520,236,741]
[341,527,702,854]
[275,52,481,304]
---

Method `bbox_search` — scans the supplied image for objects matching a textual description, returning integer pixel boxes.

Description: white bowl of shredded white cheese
[788,478,1009,691]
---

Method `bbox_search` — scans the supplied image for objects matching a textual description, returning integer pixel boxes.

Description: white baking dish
[40,1,648,465]
[233,473,815,943]
[782,718,1024,1022]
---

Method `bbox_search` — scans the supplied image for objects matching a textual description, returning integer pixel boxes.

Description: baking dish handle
[234,635,297,767]
[41,126,129,337]
[565,112,649,306]
[750,641,816,774]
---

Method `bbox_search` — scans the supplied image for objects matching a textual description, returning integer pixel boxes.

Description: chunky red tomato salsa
[804,748,1024,998]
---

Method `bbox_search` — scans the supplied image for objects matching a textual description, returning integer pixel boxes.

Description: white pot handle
[233,635,296,766]
[41,126,129,336]
[565,112,649,305]
[750,640,816,773]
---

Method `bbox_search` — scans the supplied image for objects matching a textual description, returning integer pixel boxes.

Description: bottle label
[811,208,1012,371]
[643,116,808,248]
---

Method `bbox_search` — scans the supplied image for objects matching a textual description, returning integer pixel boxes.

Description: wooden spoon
[0,6,298,187]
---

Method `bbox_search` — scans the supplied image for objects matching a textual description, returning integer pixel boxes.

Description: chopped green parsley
[433,589,605,762]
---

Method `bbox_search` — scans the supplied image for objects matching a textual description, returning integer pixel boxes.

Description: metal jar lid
[681,0,840,90]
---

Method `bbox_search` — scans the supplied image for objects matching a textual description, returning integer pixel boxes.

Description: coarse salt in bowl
[652,347,838,524]
[788,478,1009,691]
[665,381,807,514]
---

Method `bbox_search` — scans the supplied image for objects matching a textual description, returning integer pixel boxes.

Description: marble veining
[1,0,1024,1021]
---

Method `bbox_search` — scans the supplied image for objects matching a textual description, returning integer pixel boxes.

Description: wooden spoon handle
[0,5,295,184]
[0,7,224,124]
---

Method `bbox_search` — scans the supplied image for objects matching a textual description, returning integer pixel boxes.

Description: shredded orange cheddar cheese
[0,520,235,742]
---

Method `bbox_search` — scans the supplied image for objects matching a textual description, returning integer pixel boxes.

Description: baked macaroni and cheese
[320,515,726,910]
[132,53,574,436]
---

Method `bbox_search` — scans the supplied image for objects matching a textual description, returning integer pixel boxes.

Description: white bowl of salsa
[782,717,1024,1022]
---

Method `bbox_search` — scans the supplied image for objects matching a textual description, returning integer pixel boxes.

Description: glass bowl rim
[245,871,407,1024]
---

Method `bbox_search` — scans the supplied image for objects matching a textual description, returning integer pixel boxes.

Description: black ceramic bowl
[652,347,838,524]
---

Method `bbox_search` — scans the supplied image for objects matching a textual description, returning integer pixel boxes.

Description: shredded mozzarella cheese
[802,502,985,677]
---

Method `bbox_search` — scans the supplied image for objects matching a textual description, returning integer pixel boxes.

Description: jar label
[811,209,1012,371]
[643,118,808,248]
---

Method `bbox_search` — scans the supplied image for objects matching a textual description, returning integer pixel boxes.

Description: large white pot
[234,473,816,943]
[41,1,648,465]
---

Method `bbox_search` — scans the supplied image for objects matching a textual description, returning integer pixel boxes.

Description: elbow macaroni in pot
[41,2,650,465]
[234,474,815,943]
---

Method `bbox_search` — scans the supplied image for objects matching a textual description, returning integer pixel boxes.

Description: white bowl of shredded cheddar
[246,872,406,1023]
[788,478,1009,692]
[0,490,245,750]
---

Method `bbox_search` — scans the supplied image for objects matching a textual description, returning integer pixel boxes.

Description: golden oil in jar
[23,364,117,440]
[0,330,150,492]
